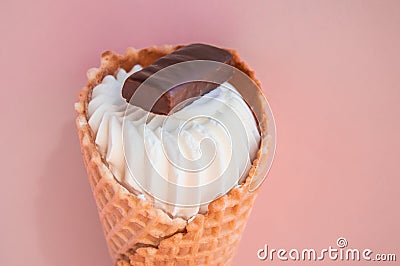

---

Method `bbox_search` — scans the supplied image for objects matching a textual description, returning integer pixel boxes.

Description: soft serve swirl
[88,65,260,219]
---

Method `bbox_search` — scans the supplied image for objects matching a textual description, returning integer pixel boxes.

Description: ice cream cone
[75,45,273,265]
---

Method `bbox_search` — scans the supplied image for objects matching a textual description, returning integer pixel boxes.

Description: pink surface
[1,0,399,265]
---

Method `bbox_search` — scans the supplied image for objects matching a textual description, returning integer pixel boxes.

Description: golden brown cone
[75,45,270,265]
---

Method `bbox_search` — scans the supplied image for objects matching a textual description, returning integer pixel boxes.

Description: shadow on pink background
[1,0,399,265]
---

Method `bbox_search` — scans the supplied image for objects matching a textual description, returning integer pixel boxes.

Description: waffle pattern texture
[75,45,268,266]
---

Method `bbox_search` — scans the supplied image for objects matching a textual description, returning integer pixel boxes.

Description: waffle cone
[75,45,272,265]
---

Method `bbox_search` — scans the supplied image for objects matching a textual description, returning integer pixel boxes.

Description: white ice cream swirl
[88,65,260,219]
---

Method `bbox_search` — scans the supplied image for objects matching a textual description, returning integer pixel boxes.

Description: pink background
[1,0,399,265]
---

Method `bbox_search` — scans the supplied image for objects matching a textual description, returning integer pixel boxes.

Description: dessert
[122,43,234,115]
[75,44,275,265]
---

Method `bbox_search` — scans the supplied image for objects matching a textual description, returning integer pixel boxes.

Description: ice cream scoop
[88,63,260,218]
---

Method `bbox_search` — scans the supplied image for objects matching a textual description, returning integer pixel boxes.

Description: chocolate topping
[122,43,234,115]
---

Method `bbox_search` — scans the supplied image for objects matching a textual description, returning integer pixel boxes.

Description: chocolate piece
[122,43,234,115]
